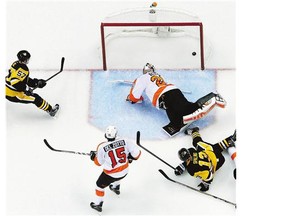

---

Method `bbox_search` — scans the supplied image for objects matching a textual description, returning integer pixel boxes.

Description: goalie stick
[136,131,175,170]
[108,79,134,85]
[109,79,192,94]
[158,169,237,208]
[43,139,90,156]
[32,57,65,91]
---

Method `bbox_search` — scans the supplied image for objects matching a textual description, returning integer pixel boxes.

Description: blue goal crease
[89,69,216,140]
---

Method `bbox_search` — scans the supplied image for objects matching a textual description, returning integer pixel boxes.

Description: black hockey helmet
[17,50,31,63]
[178,148,191,161]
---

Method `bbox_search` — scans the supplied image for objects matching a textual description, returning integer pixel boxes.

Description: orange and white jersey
[128,72,177,108]
[93,138,141,178]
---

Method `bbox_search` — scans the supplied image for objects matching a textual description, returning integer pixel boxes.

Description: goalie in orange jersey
[126,63,226,137]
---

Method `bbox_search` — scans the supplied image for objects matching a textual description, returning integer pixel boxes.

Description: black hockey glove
[127,153,134,163]
[24,87,33,96]
[37,79,47,88]
[174,163,186,176]
[90,151,97,161]
[198,181,210,192]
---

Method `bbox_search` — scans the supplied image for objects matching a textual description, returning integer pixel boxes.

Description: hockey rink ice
[6,69,236,215]
[5,0,237,215]
[89,69,216,140]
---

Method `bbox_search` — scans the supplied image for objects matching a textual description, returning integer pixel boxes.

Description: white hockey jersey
[128,72,178,108]
[93,138,141,178]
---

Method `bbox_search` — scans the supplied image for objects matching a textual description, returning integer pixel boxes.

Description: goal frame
[100,22,205,71]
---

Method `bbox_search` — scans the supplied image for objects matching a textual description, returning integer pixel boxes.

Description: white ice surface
[4,0,238,215]
[6,69,236,215]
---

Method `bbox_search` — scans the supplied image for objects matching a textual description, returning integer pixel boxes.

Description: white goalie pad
[183,97,216,125]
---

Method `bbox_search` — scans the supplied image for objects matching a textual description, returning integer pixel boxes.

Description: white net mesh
[103,7,200,23]
[100,7,212,70]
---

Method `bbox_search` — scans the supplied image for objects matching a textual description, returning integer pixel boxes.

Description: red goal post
[100,7,208,71]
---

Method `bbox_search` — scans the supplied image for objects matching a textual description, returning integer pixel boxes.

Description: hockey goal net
[100,7,212,70]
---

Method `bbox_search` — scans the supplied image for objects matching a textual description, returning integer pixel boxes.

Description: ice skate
[48,104,59,117]
[184,126,199,135]
[227,138,236,147]
[231,129,236,142]
[215,93,226,108]
[90,201,103,212]
[226,130,236,147]
[109,184,120,195]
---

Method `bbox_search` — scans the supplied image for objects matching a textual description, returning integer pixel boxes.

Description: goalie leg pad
[183,97,216,124]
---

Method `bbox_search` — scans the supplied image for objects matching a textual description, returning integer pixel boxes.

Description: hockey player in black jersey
[174,127,236,191]
[5,50,59,117]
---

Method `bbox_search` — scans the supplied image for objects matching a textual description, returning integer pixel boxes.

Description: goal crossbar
[100,22,205,70]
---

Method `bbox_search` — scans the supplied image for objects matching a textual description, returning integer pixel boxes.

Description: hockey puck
[192,52,196,56]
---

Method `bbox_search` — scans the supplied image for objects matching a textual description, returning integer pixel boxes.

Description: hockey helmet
[105,125,118,140]
[17,50,31,63]
[143,63,155,74]
[178,148,191,161]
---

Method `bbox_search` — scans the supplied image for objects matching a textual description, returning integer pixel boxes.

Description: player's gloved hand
[232,129,236,142]
[127,153,135,163]
[37,79,47,88]
[198,181,210,192]
[126,95,143,104]
[24,87,33,96]
[174,163,186,176]
[90,151,97,161]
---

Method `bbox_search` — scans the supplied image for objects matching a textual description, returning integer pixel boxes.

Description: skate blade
[90,202,102,215]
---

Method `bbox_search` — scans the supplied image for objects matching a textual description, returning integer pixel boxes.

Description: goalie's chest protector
[133,73,176,107]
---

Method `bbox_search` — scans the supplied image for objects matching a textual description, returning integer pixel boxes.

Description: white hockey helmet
[143,63,155,74]
[105,125,118,140]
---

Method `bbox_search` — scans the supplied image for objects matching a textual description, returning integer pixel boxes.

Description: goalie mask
[105,125,118,140]
[178,148,191,161]
[143,63,155,74]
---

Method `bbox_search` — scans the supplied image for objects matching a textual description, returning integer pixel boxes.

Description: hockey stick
[32,57,65,91]
[45,57,65,82]
[109,80,192,94]
[158,169,237,208]
[108,79,134,85]
[43,139,90,156]
[136,131,175,170]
